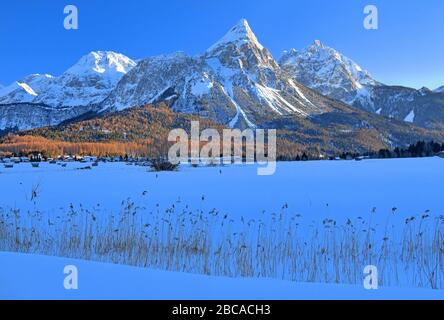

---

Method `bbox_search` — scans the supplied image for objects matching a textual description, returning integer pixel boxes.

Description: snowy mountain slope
[280,42,444,128]
[203,19,329,127]
[434,86,444,93]
[0,103,97,131]
[364,86,444,128]
[0,51,136,131]
[0,51,136,108]
[35,51,136,107]
[101,19,336,128]
[0,74,54,104]
[280,41,379,106]
[26,102,444,156]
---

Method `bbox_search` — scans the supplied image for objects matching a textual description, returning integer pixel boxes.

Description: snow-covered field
[1,157,443,299]
[1,252,442,300]
[1,157,443,220]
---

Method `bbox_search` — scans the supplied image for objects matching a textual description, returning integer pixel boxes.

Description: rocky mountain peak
[207,19,264,53]
[205,19,279,79]
[313,39,325,48]
[64,51,136,79]
[0,51,136,108]
[280,41,378,106]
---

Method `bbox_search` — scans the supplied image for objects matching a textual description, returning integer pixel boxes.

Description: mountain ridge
[100,19,334,129]
[1,19,444,153]
[279,41,444,128]
[0,51,136,109]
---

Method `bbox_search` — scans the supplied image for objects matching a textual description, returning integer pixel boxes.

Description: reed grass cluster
[0,199,442,289]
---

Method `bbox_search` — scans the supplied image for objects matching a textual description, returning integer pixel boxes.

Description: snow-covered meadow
[0,157,443,298]
[1,252,443,300]
[1,157,443,218]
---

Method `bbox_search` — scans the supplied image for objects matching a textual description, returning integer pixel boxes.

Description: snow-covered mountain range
[0,51,136,130]
[0,51,136,108]
[279,41,444,128]
[1,19,443,134]
[279,40,379,106]
[101,19,333,129]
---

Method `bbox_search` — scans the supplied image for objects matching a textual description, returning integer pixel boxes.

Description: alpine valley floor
[0,157,443,298]
[1,252,443,300]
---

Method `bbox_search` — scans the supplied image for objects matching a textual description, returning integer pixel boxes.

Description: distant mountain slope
[23,103,223,142]
[0,51,136,131]
[279,41,379,106]
[0,103,97,133]
[0,51,136,108]
[280,41,444,128]
[0,74,54,104]
[434,86,444,93]
[16,102,444,157]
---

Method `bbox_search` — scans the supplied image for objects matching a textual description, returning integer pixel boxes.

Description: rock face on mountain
[0,103,96,133]
[0,51,136,130]
[101,19,337,129]
[280,41,444,128]
[279,41,379,106]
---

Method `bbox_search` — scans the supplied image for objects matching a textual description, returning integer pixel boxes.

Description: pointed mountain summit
[205,18,277,72]
[207,18,264,52]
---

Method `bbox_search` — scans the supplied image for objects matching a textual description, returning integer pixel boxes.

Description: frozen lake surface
[0,157,443,224]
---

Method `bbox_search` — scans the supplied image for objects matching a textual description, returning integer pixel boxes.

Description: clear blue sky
[0,0,443,89]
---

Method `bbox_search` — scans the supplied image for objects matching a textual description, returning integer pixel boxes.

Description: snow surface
[404,109,415,123]
[1,252,442,300]
[190,75,214,96]
[227,93,256,128]
[1,158,444,299]
[1,158,443,226]
[64,51,136,81]
[16,82,38,96]
[204,57,257,128]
